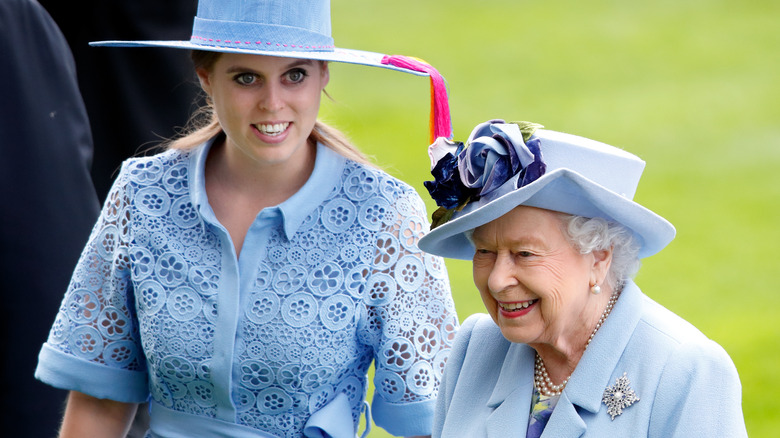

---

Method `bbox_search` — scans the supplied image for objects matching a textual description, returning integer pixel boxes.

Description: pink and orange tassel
[381,55,453,143]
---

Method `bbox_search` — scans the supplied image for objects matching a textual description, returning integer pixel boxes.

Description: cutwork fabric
[36,140,459,437]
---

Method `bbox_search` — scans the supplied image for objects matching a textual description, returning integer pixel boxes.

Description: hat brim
[88,41,430,76]
[418,168,676,260]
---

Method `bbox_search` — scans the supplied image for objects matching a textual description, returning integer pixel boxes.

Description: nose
[487,251,518,294]
[259,82,284,112]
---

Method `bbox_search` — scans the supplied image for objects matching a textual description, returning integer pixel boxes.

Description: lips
[497,299,538,317]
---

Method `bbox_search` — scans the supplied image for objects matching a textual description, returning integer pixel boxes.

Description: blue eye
[285,68,308,84]
[234,73,257,85]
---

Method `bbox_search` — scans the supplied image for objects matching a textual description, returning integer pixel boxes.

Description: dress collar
[188,136,214,213]
[276,142,345,239]
[188,138,346,240]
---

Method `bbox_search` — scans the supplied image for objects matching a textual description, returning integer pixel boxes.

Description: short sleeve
[649,339,747,438]
[35,162,149,402]
[365,183,459,436]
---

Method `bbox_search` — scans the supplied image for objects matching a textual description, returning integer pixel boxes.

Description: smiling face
[196,53,329,170]
[471,206,611,347]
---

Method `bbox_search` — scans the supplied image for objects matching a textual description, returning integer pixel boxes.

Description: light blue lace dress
[36,139,459,438]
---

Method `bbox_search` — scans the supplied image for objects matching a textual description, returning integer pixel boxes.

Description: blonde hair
[166,50,373,167]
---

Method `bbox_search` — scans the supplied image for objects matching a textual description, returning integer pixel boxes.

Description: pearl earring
[590,284,602,295]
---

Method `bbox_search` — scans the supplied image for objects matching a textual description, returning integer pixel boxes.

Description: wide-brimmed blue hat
[91,0,453,143]
[418,120,676,260]
[92,0,424,75]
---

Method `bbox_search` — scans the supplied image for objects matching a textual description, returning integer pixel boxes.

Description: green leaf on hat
[512,121,545,142]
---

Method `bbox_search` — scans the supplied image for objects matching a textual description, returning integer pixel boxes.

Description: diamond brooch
[602,372,640,420]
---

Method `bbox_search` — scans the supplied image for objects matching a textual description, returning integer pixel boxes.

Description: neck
[207,138,316,208]
[532,343,582,385]
[532,288,619,394]
[203,138,317,257]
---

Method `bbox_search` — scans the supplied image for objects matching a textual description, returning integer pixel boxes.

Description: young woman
[35,1,458,437]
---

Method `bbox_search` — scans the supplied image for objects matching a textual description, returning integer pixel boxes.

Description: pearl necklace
[534,292,619,397]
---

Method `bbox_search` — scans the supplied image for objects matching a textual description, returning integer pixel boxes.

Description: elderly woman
[418,120,747,437]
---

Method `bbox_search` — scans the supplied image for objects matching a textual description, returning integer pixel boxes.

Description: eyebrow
[225,59,315,75]
[472,232,547,249]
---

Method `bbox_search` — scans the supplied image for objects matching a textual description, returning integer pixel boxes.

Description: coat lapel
[538,392,586,437]
[541,281,644,437]
[480,282,645,438]
[484,343,534,437]
[478,281,641,438]
[564,282,642,410]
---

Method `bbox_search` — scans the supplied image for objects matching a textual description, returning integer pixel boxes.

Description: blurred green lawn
[321,0,779,436]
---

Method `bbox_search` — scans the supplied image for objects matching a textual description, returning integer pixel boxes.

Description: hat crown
[88,0,442,76]
[461,128,646,216]
[533,130,644,200]
[191,0,335,52]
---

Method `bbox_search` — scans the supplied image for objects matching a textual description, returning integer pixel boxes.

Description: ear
[320,61,330,89]
[196,67,213,96]
[589,247,613,288]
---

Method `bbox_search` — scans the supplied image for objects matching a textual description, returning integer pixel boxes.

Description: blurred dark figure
[38,0,201,203]
[36,2,199,435]
[0,0,101,435]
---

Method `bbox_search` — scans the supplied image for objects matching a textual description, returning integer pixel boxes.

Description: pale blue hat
[418,120,676,260]
[90,0,427,76]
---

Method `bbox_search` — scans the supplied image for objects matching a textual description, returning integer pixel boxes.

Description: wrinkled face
[197,53,329,168]
[471,206,603,345]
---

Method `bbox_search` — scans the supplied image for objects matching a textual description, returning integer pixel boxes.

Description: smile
[498,299,538,312]
[255,122,290,136]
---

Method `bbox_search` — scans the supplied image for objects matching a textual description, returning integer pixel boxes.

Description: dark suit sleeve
[38,0,201,203]
[0,0,100,435]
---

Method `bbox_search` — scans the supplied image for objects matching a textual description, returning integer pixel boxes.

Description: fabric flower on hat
[424,119,546,229]
[424,138,467,210]
[459,120,541,197]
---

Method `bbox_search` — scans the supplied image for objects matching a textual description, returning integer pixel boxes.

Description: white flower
[427,137,461,171]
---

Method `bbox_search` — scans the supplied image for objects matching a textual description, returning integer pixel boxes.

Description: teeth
[500,300,536,311]
[256,122,289,136]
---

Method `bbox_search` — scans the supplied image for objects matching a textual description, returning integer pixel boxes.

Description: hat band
[191,17,335,52]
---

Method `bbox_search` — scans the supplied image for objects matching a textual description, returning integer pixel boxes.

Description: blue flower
[423,138,469,209]
[424,120,546,228]
[519,137,545,189]
[459,120,539,198]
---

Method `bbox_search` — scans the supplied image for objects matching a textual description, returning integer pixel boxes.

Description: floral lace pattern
[43,144,458,437]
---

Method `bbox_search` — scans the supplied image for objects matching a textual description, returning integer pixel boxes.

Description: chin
[498,325,532,344]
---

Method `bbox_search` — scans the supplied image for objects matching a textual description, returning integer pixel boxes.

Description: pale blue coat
[433,281,748,437]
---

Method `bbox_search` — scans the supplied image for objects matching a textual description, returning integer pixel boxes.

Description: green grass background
[320,0,779,436]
